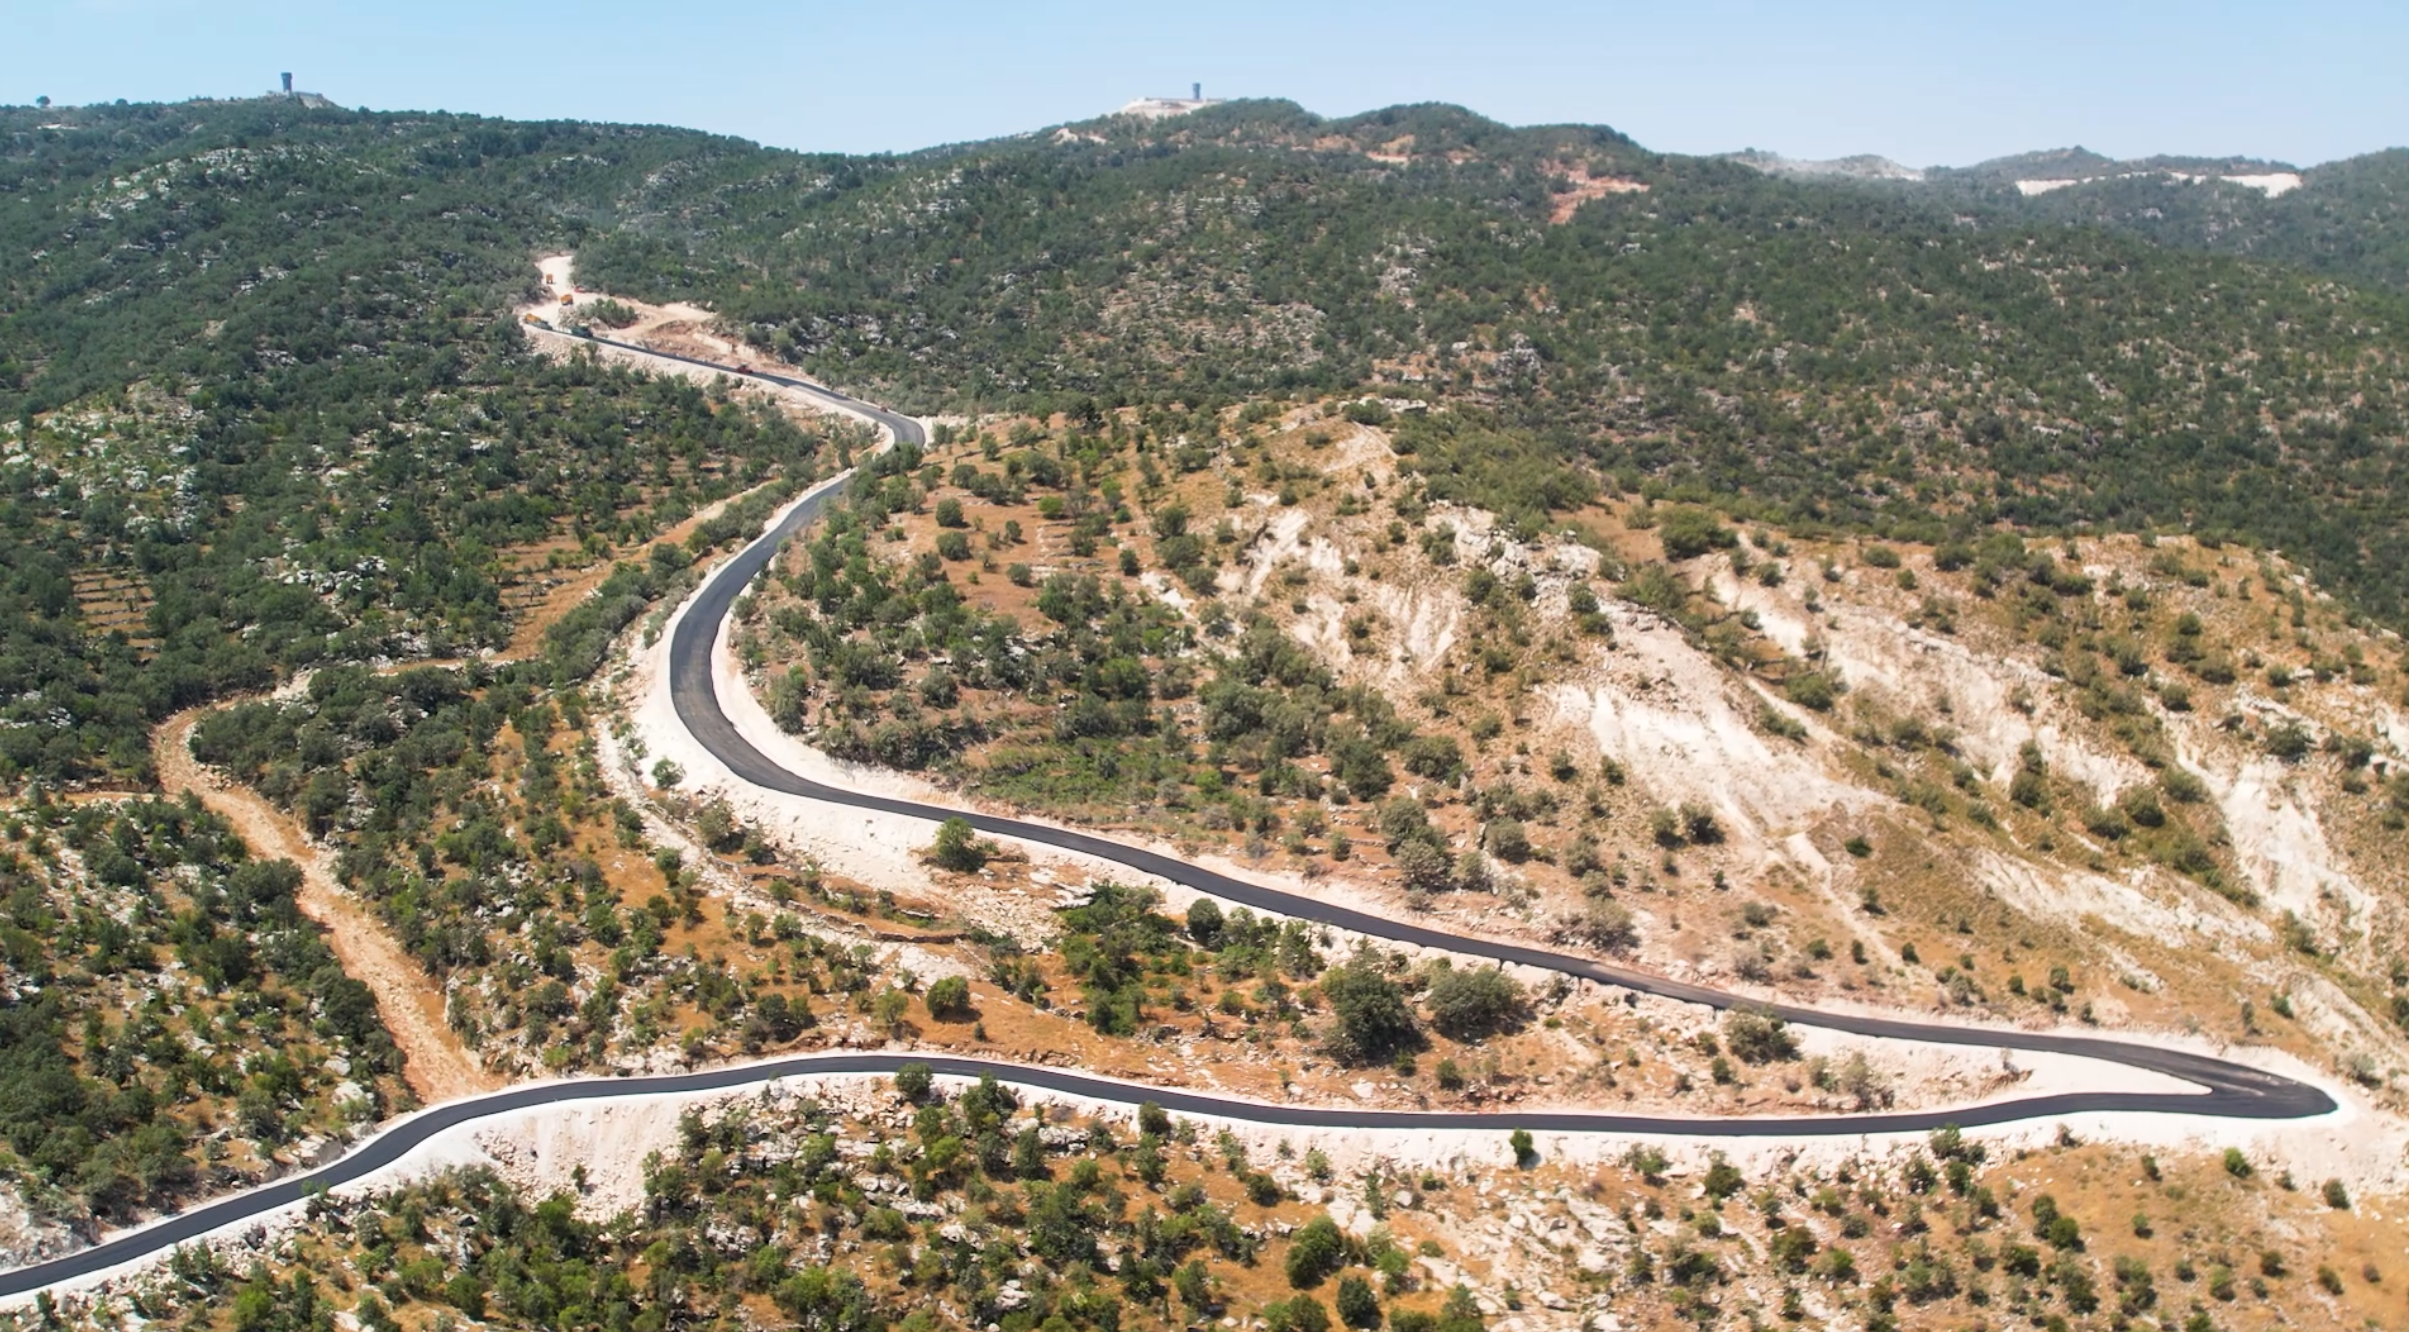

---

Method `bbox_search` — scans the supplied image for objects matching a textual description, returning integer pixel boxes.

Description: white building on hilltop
[1119,83,1221,119]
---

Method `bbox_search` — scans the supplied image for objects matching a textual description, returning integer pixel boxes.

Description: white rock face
[1117,97,1218,120]
[2214,171,2304,196]
[2016,169,2303,197]
[0,1183,75,1273]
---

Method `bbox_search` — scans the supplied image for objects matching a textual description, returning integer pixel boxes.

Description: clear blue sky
[13,0,2405,167]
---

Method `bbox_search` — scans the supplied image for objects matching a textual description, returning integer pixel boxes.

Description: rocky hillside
[43,1072,2408,1332]
[731,391,2409,1125]
[6,95,2409,1332]
[570,99,2409,628]
[12,97,2409,628]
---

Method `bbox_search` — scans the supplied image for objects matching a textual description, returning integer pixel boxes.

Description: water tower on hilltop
[270,72,333,108]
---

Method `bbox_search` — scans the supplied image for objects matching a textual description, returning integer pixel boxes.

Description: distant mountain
[9,97,2409,630]
[1978,148,2409,285]
[1925,148,2300,203]
[1943,145,2124,182]
[1722,149,1924,182]
[1731,140,2409,289]
[563,98,2409,621]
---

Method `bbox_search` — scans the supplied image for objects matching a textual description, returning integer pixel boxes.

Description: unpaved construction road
[152,710,498,1104]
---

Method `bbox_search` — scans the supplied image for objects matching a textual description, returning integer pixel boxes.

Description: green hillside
[1932,148,2409,292]
[5,96,2409,790]
[0,101,827,783]
[582,100,2409,621]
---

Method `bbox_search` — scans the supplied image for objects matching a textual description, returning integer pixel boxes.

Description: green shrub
[1425,965,1526,1041]
[1335,1274,1382,1329]
[924,976,973,1021]
[1658,507,1738,561]
[1785,671,1840,711]
[1723,1007,1798,1063]
[1186,898,1226,945]
[1702,1157,1745,1200]
[1285,1216,1347,1288]
[930,817,987,871]
[1321,954,1421,1065]
[1481,818,1530,862]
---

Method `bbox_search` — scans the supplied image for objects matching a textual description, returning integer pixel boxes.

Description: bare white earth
[603,474,2388,1188]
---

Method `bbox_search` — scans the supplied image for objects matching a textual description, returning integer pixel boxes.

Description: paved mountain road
[654,338,2330,1130]
[0,328,2333,1302]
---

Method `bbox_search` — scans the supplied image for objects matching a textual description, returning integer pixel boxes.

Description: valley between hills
[5,95,2409,1332]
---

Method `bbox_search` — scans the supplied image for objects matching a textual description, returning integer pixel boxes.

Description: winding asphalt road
[655,340,2330,1127]
[0,329,2335,1301]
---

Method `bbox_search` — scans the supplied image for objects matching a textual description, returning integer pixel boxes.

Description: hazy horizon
[9,1,2405,170]
[17,86,2399,177]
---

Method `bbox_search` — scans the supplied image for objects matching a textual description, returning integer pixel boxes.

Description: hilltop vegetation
[10,96,2409,643]
[590,101,2407,629]
[0,101,769,416]
[0,102,827,786]
[7,91,2409,1332]
[0,795,403,1244]
[1929,148,2409,293]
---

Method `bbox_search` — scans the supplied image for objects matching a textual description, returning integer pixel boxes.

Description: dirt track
[151,710,498,1103]
[129,474,792,1105]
